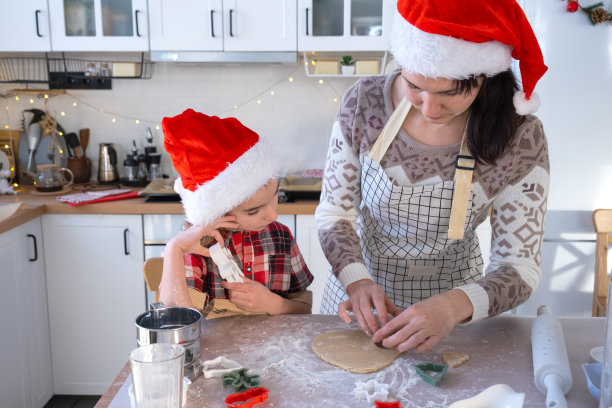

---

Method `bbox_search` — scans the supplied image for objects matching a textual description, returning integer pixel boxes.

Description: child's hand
[221,277,274,314]
[165,216,238,257]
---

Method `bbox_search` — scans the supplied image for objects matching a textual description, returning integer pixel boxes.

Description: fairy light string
[0,62,344,130]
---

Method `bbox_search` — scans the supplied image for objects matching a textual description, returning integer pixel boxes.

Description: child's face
[226,179,279,232]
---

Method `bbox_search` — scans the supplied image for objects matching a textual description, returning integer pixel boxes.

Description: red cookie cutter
[375,402,403,408]
[225,387,269,408]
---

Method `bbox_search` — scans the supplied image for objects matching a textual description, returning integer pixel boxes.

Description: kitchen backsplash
[0,56,366,179]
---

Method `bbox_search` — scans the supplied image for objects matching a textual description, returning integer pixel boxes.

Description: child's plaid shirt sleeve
[184,252,205,291]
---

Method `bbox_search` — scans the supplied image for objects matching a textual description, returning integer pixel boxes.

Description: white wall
[0,57,356,179]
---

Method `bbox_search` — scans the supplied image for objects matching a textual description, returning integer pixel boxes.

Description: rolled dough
[311,330,402,374]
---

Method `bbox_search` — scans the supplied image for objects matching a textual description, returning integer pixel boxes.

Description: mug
[34,164,74,192]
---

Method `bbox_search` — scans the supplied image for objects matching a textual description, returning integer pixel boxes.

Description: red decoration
[566,1,579,12]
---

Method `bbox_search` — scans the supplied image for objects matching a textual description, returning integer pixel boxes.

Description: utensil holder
[67,156,91,183]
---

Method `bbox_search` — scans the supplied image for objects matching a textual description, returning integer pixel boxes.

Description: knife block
[67,156,92,183]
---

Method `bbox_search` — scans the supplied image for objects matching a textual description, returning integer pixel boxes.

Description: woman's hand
[371,289,473,353]
[165,216,238,257]
[338,279,401,336]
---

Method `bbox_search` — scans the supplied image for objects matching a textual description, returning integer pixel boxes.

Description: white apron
[320,99,483,314]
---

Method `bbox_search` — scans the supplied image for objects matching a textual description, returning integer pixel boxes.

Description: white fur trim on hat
[513,90,540,115]
[389,12,513,79]
[174,137,285,227]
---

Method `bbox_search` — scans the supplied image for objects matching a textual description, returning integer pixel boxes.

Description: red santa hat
[162,109,285,227]
[389,0,548,115]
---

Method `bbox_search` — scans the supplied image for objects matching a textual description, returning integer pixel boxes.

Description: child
[159,109,314,314]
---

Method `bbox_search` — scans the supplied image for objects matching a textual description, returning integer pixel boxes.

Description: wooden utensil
[65,132,81,158]
[79,129,90,158]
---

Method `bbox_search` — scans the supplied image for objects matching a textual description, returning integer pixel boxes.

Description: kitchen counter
[0,186,319,234]
[95,314,604,408]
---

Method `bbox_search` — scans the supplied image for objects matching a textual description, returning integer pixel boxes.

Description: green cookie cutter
[415,363,448,387]
[222,368,261,392]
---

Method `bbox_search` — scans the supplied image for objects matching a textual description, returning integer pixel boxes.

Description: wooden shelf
[303,51,388,78]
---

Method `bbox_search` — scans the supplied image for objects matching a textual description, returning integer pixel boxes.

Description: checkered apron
[320,99,483,314]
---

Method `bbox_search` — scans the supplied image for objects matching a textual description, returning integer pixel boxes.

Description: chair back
[593,209,612,317]
[142,257,207,310]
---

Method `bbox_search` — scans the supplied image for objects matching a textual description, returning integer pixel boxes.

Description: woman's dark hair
[455,70,524,165]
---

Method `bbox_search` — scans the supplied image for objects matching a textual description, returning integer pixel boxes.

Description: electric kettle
[98,143,119,183]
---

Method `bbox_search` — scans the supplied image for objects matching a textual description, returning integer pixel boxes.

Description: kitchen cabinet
[297,0,395,51]
[149,0,297,59]
[0,1,51,51]
[48,0,149,51]
[0,218,53,408]
[42,214,145,395]
[295,215,329,314]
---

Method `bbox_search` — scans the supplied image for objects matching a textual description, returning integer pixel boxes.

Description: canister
[135,306,203,381]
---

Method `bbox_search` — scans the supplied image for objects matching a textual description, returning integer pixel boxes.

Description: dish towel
[57,189,139,206]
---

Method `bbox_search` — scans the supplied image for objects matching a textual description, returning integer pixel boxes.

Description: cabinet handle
[27,234,38,262]
[210,10,216,37]
[229,9,234,37]
[305,8,310,36]
[135,10,142,37]
[35,10,42,37]
[123,228,130,255]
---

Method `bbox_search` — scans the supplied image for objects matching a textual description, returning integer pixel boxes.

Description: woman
[315,0,549,352]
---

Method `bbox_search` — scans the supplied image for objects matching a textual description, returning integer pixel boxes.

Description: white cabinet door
[223,0,297,52]
[43,214,146,395]
[0,1,51,51]
[0,218,53,408]
[149,0,223,51]
[295,214,330,314]
[149,0,296,53]
[49,0,149,51]
[297,0,394,51]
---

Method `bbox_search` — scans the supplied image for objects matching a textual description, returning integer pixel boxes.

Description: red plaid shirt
[184,221,313,300]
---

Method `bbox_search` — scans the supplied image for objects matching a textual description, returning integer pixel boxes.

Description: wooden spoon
[79,128,90,158]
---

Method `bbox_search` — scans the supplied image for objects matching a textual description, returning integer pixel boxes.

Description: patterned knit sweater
[315,72,550,322]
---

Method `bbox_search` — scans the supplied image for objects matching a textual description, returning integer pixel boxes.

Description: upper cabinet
[149,0,297,59]
[48,0,149,51]
[0,1,51,52]
[297,0,395,51]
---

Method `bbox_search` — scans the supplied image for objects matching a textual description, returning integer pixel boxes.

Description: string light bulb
[14,96,19,101]
[60,112,65,116]
[112,117,116,123]
[270,90,275,96]
[29,98,34,104]
[73,102,77,107]
[288,77,294,82]
[318,79,324,84]
[135,119,140,124]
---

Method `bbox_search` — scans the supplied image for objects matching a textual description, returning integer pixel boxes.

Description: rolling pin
[531,305,572,408]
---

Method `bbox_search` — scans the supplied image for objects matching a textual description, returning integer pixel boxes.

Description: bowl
[582,362,602,400]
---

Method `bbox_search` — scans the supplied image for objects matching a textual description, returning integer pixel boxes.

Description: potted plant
[340,55,355,75]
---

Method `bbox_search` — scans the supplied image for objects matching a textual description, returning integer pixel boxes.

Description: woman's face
[399,70,483,125]
[226,179,279,232]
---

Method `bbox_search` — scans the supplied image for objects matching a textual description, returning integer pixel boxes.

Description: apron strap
[448,135,475,240]
[368,95,474,240]
[369,97,411,162]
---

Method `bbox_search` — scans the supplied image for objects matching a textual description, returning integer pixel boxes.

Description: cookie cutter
[375,402,403,408]
[415,363,448,387]
[225,387,269,408]
[354,379,390,403]
[209,243,244,282]
[222,368,261,392]
[203,356,242,378]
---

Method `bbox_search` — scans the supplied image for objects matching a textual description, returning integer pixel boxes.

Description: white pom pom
[513,91,540,115]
